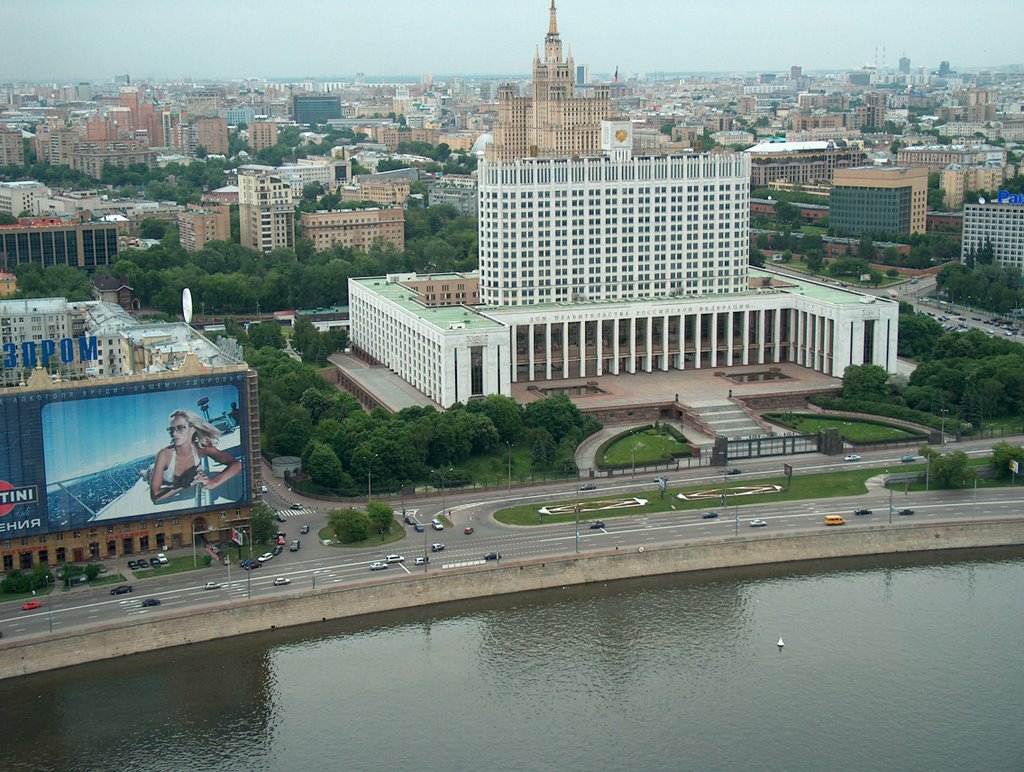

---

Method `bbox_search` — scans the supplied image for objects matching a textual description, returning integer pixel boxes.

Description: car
[702,511,719,519]
[900,455,916,463]
[749,519,768,527]
[579,483,597,491]
[403,514,415,525]
[590,521,606,529]
[272,577,291,586]
[413,523,425,532]
[141,598,161,607]
[239,558,255,568]
[272,545,284,556]
[204,582,220,590]
[431,543,446,552]
[369,561,388,570]
[432,521,444,531]
[99,566,109,574]
[110,585,133,595]
[483,552,501,561]
[844,454,861,462]
[727,468,742,475]
[21,600,41,611]
[300,524,310,534]
[257,552,274,563]
[127,560,139,571]
[137,558,150,569]
[898,508,915,516]
[155,553,169,565]
[971,316,982,321]
[260,484,269,493]
[244,561,261,570]
[464,526,474,535]
[276,534,287,546]
[276,513,287,523]
[385,554,405,563]
[289,540,300,552]
[854,509,873,516]
[414,556,428,565]
[290,503,303,510]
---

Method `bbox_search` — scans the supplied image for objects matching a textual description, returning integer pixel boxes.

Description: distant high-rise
[238,171,294,252]
[899,56,911,74]
[576,64,590,86]
[939,60,951,77]
[488,0,612,161]
[249,120,278,152]
[292,95,341,126]
[195,116,228,155]
[790,66,802,80]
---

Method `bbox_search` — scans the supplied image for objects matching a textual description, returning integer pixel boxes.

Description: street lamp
[365,452,380,504]
[631,446,637,478]
[433,467,453,520]
[940,408,949,446]
[506,441,514,492]
[886,469,894,524]
[575,487,581,554]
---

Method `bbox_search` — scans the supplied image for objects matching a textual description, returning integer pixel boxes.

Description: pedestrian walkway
[688,400,765,439]
[275,505,315,520]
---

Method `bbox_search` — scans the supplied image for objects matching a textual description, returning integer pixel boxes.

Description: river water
[4,548,1023,772]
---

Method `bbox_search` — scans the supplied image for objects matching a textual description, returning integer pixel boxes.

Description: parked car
[431,543,446,552]
[590,521,606,529]
[854,509,873,516]
[244,561,261,570]
[141,598,161,607]
[258,552,274,563]
[300,524,310,534]
[110,585,133,595]
[702,511,719,519]
[137,558,150,569]
[127,560,139,571]
[272,577,291,586]
[414,556,428,566]
[464,526,474,535]
[369,562,388,571]
[844,454,861,462]
[483,552,501,561]
[385,554,405,563]
[898,508,915,516]
[727,468,742,475]
[580,483,597,491]
[414,523,425,532]
[204,582,221,590]
[239,559,255,569]
[900,455,916,463]
[155,553,169,565]
[749,519,768,527]
[21,600,41,611]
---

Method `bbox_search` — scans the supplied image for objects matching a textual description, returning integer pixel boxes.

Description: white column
[795,311,804,366]
[677,314,685,370]
[711,313,719,368]
[579,321,586,378]
[645,316,653,372]
[511,325,519,383]
[726,311,735,367]
[661,314,670,371]
[757,309,766,364]
[544,322,553,379]
[628,317,637,374]
[595,319,603,377]
[694,314,702,369]
[741,310,750,366]
[562,320,570,379]
[612,318,620,375]
[774,310,782,364]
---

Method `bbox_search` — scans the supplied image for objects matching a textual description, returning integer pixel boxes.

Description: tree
[0,212,18,225]
[531,430,557,469]
[84,563,101,581]
[523,393,583,444]
[366,500,395,535]
[921,448,976,488]
[276,417,313,457]
[249,502,276,544]
[329,508,370,543]
[842,364,888,401]
[299,388,336,424]
[305,441,343,488]
[247,322,284,350]
[990,441,1024,480]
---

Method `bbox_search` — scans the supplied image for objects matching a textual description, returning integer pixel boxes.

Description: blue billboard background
[0,373,250,538]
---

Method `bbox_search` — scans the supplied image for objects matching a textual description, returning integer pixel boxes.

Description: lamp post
[433,467,453,520]
[575,487,581,554]
[886,469,894,524]
[631,446,637,478]
[940,408,949,446]
[365,452,379,504]
[506,441,514,492]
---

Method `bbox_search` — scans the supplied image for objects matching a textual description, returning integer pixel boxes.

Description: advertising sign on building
[0,373,250,539]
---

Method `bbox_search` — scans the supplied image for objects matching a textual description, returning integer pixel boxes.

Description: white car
[385,554,405,563]
[155,553,169,565]
[368,561,388,571]
[257,552,274,563]
[204,581,221,590]
[414,556,428,566]
[432,520,444,531]
[272,577,291,586]
[749,519,768,528]
[844,454,861,462]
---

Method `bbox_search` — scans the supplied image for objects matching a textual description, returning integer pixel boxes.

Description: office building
[745,140,867,188]
[0,181,49,216]
[0,219,119,272]
[830,166,928,236]
[962,202,1024,271]
[897,144,1007,173]
[300,208,404,253]
[347,3,900,409]
[177,204,231,252]
[899,56,911,74]
[293,95,342,126]
[238,171,295,252]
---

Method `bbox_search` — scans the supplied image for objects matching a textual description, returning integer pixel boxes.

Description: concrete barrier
[2,518,1022,681]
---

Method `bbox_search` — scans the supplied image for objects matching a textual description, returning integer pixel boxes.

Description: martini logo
[0,480,38,516]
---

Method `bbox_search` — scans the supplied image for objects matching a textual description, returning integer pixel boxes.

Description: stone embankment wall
[2,519,1022,681]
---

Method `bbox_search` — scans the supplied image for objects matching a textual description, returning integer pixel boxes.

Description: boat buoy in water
[777,638,785,649]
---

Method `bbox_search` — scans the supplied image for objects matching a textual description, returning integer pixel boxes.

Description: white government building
[346,3,899,409]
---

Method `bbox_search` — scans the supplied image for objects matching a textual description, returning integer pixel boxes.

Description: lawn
[494,467,881,526]
[134,555,211,578]
[763,414,923,442]
[601,428,690,467]
[317,525,407,548]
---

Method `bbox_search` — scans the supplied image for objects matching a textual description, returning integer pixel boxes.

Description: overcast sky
[6,0,1021,82]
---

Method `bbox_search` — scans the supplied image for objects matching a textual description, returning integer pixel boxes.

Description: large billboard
[0,372,251,539]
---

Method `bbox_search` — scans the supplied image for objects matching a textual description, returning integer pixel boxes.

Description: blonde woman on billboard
[149,409,242,504]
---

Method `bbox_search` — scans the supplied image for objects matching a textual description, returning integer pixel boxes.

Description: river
[3,548,1023,772]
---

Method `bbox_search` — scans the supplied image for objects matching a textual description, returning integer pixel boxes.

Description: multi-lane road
[2,442,1021,641]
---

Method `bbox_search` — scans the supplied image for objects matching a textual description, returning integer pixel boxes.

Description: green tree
[305,441,343,488]
[329,508,370,543]
[531,429,557,469]
[922,448,976,488]
[366,500,395,535]
[523,393,583,444]
[0,212,17,225]
[84,564,101,581]
[276,417,313,457]
[990,441,1024,479]
[249,502,276,544]
[247,322,284,350]
[299,387,336,424]
[842,364,888,401]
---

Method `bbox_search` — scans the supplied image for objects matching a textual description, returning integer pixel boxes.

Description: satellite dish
[182,288,193,325]
[978,197,986,204]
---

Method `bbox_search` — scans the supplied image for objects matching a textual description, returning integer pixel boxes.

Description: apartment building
[300,207,404,253]
[0,181,49,216]
[195,116,229,155]
[238,172,294,252]
[249,120,278,152]
[177,204,231,252]
[745,140,867,188]
[0,127,25,166]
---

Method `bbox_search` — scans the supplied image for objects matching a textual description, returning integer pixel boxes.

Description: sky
[5,0,1022,82]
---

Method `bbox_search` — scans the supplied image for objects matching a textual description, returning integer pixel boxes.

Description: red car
[464,526,474,535]
[21,600,41,611]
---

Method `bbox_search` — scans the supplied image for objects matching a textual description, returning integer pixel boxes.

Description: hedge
[807,396,956,433]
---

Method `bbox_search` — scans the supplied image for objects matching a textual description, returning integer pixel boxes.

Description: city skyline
[5,0,1022,82]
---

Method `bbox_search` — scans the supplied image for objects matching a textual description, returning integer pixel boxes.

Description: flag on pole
[614,66,619,82]
[232,528,244,545]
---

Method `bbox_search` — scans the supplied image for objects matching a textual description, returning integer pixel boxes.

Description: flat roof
[352,276,505,332]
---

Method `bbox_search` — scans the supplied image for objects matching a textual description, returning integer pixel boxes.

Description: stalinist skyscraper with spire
[488,1,612,161]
